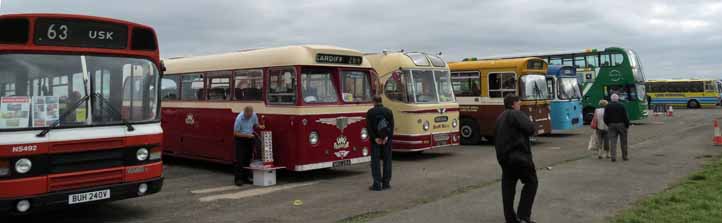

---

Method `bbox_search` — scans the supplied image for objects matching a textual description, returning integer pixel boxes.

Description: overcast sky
[2,0,721,79]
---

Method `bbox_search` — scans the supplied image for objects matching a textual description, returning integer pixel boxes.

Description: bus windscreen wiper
[37,95,90,137]
[93,93,135,132]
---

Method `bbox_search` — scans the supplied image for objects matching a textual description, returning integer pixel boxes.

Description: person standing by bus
[495,94,538,223]
[366,95,394,191]
[233,106,260,186]
[604,94,630,162]
[594,100,610,159]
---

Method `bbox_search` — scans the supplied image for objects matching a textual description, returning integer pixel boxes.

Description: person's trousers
[596,129,610,156]
[608,123,629,159]
[234,137,254,180]
[370,140,392,186]
[501,163,538,222]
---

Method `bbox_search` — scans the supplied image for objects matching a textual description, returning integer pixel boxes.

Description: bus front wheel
[460,118,480,145]
[688,100,701,109]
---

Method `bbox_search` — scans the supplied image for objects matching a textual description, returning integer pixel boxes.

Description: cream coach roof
[164,45,372,74]
[365,52,449,76]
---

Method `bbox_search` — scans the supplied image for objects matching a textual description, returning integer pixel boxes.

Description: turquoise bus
[547,65,583,131]
[469,47,648,123]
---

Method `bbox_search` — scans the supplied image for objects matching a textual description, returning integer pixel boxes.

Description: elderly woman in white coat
[594,100,610,159]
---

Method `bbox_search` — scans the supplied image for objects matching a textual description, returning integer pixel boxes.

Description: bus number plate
[68,189,110,205]
[332,160,352,168]
[434,116,448,123]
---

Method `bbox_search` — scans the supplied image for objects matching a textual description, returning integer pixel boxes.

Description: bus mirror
[160,60,167,73]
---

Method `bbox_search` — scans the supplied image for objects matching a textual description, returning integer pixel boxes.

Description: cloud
[2,0,721,79]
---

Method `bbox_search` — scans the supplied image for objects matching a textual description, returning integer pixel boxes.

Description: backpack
[376,114,391,138]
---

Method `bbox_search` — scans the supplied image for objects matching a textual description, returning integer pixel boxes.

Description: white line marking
[199,182,319,202]
[191,186,241,194]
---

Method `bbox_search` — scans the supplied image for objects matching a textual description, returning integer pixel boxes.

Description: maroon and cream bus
[160,45,375,171]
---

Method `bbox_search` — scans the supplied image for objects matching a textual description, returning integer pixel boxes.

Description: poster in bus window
[32,96,60,127]
[0,96,31,128]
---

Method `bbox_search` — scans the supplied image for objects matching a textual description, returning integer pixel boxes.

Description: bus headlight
[422,121,430,131]
[361,128,369,140]
[136,148,149,161]
[0,159,9,176]
[16,200,30,213]
[309,131,319,145]
[15,158,32,174]
[149,147,162,160]
[452,119,458,128]
[362,147,369,156]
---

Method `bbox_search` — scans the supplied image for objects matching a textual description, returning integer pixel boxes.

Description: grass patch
[611,158,722,223]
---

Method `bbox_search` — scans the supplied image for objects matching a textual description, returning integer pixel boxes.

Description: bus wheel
[583,107,595,124]
[688,100,700,109]
[460,118,480,145]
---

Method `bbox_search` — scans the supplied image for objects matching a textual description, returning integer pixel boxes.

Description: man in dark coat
[603,93,630,162]
[366,95,394,191]
[495,94,538,223]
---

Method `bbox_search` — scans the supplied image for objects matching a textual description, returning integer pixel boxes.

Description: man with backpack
[366,95,394,191]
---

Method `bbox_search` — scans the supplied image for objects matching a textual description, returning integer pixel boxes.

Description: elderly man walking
[603,94,630,162]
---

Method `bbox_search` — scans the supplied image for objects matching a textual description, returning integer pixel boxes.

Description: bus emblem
[334,136,350,149]
[334,150,350,159]
[317,116,364,133]
[185,114,195,125]
[437,108,447,114]
[609,70,622,82]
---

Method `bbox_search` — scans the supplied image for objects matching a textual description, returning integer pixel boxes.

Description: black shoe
[623,157,629,161]
[519,219,536,223]
[369,184,382,191]
[382,183,391,190]
[611,158,616,162]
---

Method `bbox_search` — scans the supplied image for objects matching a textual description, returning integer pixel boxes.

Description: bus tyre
[583,107,595,124]
[688,100,700,109]
[460,119,480,145]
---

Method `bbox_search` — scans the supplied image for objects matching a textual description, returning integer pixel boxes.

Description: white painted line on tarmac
[191,186,242,194]
[199,182,319,202]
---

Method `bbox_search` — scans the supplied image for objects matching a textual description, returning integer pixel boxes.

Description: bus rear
[0,14,163,214]
[367,52,460,152]
[547,65,583,131]
[161,45,373,171]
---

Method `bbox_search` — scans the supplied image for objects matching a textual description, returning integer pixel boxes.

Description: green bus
[468,47,648,123]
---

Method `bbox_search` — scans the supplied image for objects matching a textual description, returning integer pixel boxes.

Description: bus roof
[164,45,372,74]
[365,51,448,76]
[461,47,629,61]
[449,57,545,71]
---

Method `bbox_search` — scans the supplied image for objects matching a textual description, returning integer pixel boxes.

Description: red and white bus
[161,45,374,171]
[0,14,164,214]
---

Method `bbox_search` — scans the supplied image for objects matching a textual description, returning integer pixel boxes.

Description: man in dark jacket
[603,93,630,162]
[366,95,394,191]
[495,94,538,223]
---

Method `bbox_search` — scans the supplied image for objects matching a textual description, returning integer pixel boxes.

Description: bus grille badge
[334,136,350,150]
[317,116,364,133]
[334,150,349,159]
[437,108,446,114]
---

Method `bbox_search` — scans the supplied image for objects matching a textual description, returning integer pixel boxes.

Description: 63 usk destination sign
[316,53,363,65]
[34,18,128,49]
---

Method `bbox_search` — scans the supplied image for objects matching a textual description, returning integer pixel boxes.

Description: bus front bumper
[0,177,163,215]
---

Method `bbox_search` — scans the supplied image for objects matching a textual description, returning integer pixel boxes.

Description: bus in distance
[646,79,721,108]
[547,65,583,131]
[366,51,460,152]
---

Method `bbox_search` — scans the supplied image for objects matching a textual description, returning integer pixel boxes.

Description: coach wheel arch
[688,99,700,109]
[460,117,480,145]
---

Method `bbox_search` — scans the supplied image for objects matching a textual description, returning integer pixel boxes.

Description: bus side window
[574,55,586,69]
[489,72,516,98]
[548,57,562,66]
[234,69,263,101]
[612,54,624,66]
[160,76,179,100]
[450,72,480,97]
[180,73,204,101]
[586,55,599,68]
[268,67,296,104]
[600,54,611,67]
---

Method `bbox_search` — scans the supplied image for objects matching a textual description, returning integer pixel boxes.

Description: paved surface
[5,109,721,223]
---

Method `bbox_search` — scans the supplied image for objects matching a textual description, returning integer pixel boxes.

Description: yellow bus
[366,51,460,152]
[450,57,551,144]
[646,79,721,108]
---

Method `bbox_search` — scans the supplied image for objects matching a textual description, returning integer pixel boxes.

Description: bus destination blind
[316,54,363,65]
[34,18,128,49]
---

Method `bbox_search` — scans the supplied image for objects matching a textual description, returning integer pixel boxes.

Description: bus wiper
[37,95,90,137]
[93,93,135,132]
